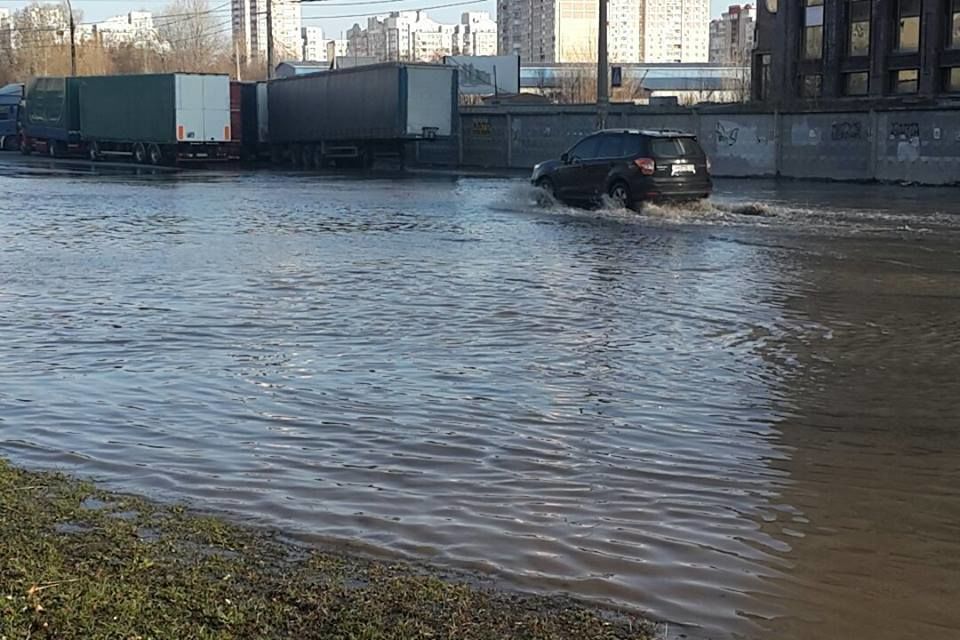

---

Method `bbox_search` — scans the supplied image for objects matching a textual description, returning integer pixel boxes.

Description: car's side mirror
[560,152,570,164]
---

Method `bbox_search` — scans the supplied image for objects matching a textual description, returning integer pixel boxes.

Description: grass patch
[0,459,653,639]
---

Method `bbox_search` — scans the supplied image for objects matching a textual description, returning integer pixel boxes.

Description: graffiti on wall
[831,121,864,141]
[888,122,921,161]
[471,119,493,136]
[889,122,920,140]
[716,121,740,146]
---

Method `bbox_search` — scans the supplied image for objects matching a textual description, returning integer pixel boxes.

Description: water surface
[2,157,959,639]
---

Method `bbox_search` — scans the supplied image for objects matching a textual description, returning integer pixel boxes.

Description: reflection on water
[1,161,959,639]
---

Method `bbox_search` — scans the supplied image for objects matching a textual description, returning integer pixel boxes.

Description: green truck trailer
[22,73,231,164]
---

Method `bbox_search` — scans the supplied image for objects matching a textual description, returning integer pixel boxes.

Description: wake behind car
[532,129,712,210]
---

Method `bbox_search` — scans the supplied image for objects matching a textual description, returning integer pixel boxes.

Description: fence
[414,103,960,185]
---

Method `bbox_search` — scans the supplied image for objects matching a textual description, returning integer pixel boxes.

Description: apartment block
[499,0,707,63]
[346,10,495,62]
[232,0,301,63]
[709,4,755,64]
[302,26,325,61]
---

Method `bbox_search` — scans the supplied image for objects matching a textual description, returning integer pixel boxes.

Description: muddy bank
[0,459,653,639]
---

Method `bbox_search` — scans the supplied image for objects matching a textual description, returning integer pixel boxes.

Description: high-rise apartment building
[499,0,705,63]
[301,26,325,61]
[644,0,709,62]
[709,4,755,64]
[456,12,498,56]
[232,0,301,63]
[346,10,473,62]
[608,0,643,62]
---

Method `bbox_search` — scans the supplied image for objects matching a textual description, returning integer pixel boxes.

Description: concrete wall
[874,110,960,184]
[414,103,960,185]
[779,112,874,180]
[697,112,777,177]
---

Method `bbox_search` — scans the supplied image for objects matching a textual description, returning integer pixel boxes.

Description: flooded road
[2,156,959,639]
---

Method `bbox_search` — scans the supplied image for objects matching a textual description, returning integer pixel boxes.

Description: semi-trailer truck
[267,63,457,168]
[21,73,231,164]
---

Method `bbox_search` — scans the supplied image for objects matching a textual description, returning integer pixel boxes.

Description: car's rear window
[650,137,703,158]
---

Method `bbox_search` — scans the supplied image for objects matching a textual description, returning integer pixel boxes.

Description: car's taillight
[633,157,655,175]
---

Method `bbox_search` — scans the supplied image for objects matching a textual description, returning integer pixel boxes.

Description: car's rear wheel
[535,177,555,205]
[608,181,633,210]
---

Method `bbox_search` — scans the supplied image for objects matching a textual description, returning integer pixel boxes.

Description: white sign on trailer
[443,56,520,96]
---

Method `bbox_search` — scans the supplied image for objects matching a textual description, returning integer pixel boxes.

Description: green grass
[0,459,653,639]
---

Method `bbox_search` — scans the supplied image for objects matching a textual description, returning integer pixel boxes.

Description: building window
[894,68,919,93]
[804,0,825,59]
[848,0,870,56]
[947,67,960,92]
[952,0,960,49]
[897,0,921,52]
[844,71,869,95]
[802,74,823,97]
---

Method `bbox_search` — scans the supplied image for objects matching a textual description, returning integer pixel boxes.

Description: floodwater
[1,155,959,639]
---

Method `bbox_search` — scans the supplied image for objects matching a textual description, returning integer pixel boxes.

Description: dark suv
[531,129,712,209]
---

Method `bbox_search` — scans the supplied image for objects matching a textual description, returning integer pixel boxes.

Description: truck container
[228,81,262,160]
[21,73,231,164]
[267,63,456,167]
[256,82,268,145]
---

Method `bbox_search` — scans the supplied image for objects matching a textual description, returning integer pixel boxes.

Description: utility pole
[65,0,76,75]
[596,0,608,129]
[235,37,242,81]
[266,0,275,80]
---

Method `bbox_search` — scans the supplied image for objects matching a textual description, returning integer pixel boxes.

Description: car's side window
[569,135,600,161]
[595,134,623,159]
[620,134,644,157]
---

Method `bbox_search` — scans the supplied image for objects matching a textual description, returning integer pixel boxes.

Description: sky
[0,0,734,40]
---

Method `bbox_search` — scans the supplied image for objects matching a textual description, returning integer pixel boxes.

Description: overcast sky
[0,0,735,41]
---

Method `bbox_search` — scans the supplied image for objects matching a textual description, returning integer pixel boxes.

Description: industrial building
[752,0,960,102]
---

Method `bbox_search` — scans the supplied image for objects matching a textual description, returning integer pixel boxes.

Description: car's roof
[595,128,696,138]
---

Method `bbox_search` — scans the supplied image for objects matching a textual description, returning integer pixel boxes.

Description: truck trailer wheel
[133,143,147,165]
[148,144,163,166]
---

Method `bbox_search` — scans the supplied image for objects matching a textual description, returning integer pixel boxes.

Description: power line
[301,0,485,19]
[1,2,231,36]
[7,8,233,50]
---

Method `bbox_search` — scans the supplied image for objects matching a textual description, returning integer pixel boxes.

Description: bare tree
[156,0,230,73]
[10,2,72,78]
